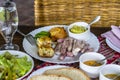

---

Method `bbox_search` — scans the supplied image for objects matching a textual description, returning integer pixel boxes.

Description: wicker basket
[34,0,120,27]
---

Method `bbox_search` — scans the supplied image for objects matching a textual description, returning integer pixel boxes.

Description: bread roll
[30,74,72,80]
[43,67,90,80]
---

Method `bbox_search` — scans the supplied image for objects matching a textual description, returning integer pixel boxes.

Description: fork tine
[25,34,36,46]
[17,30,37,46]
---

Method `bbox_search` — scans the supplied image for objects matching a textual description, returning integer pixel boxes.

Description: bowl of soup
[104,74,120,80]
[79,52,107,78]
[83,60,103,67]
[68,22,92,41]
[99,64,120,80]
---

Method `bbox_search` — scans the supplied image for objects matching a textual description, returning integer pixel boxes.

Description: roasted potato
[50,27,67,41]
[37,36,52,47]
[38,46,54,58]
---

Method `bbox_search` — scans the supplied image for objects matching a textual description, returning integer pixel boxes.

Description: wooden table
[0,26,111,79]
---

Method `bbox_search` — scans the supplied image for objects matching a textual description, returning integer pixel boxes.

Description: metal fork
[17,30,36,46]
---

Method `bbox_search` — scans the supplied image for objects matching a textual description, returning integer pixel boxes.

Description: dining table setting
[0,24,120,80]
[0,0,120,80]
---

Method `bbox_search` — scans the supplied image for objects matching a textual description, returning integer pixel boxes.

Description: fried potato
[38,46,54,58]
[37,36,52,47]
[37,36,54,58]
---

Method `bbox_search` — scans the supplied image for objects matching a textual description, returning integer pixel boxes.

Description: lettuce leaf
[0,51,32,80]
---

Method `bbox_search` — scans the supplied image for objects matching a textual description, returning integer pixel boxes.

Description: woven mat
[34,0,120,27]
[23,36,120,80]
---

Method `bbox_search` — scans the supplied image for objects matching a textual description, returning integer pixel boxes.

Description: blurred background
[0,0,34,26]
[0,0,120,27]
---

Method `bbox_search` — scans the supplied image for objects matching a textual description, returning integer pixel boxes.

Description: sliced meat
[81,43,90,53]
[59,54,67,60]
[54,43,62,55]
[57,38,64,43]
[72,39,77,52]
[72,48,81,56]
[66,51,74,57]
[79,40,86,49]
[62,38,69,48]
[67,37,74,52]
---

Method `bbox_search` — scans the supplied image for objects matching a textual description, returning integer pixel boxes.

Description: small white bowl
[79,52,107,78]
[68,22,92,41]
[99,64,120,80]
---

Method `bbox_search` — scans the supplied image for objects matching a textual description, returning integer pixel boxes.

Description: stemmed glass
[0,0,19,50]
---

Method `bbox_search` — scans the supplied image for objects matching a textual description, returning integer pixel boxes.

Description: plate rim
[22,25,100,64]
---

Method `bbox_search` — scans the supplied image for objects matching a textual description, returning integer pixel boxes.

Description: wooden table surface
[0,26,111,79]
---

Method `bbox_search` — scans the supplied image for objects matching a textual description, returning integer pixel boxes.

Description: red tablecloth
[98,36,120,64]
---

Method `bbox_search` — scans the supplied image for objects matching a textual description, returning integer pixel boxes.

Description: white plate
[27,65,68,80]
[106,39,120,53]
[23,25,100,64]
[0,50,34,80]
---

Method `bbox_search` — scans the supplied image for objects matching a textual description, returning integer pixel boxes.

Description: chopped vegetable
[70,25,87,34]
[0,51,32,80]
[35,31,50,39]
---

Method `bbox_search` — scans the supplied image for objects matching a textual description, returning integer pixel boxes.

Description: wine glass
[0,0,19,50]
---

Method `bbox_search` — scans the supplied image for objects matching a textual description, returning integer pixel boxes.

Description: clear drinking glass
[0,0,19,50]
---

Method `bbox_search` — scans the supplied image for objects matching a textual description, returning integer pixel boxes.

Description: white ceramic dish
[0,50,34,80]
[99,64,120,80]
[79,52,107,78]
[27,65,68,80]
[23,25,100,64]
[68,22,91,41]
[106,39,120,53]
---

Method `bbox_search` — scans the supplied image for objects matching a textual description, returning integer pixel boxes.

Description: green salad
[0,51,32,80]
